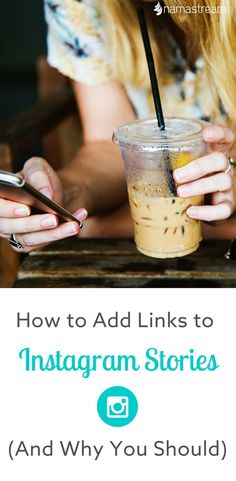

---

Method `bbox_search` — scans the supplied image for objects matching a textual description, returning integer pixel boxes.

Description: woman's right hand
[0,157,87,253]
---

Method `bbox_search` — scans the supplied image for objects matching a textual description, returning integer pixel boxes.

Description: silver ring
[9,234,23,249]
[225,158,234,174]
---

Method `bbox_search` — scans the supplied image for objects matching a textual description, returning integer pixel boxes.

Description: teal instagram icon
[97,386,138,427]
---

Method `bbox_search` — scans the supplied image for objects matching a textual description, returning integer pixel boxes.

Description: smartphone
[0,171,83,228]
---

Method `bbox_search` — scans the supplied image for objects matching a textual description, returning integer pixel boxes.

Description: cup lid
[113,117,205,148]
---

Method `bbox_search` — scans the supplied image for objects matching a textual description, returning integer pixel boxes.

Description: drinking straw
[137,8,165,130]
[137,8,177,194]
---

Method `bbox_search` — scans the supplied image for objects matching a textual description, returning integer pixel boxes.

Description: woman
[0,0,235,252]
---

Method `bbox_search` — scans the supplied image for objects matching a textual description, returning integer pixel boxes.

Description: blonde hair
[99,0,236,122]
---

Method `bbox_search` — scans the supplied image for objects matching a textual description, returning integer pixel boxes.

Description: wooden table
[14,238,236,288]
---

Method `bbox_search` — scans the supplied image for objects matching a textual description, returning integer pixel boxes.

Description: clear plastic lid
[113,117,205,149]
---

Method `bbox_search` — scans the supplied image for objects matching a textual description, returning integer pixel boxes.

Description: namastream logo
[154,2,163,16]
[154,2,226,15]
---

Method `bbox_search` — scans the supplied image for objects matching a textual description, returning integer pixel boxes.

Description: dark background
[0,0,47,122]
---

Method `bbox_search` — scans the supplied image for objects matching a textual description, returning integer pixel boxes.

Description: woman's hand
[173,125,235,222]
[0,157,87,253]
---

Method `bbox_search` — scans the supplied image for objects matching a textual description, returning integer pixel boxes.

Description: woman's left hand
[173,124,235,222]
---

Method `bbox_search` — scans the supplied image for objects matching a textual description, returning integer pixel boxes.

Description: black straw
[137,8,165,130]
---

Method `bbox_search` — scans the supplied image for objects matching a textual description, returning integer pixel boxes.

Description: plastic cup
[113,117,208,258]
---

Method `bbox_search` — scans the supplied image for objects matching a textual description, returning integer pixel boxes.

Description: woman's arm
[0,80,136,252]
[59,80,136,215]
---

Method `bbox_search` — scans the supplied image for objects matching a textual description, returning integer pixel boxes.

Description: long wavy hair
[98,0,236,122]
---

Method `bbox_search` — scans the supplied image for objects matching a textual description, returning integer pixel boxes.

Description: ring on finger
[225,158,235,174]
[9,234,23,249]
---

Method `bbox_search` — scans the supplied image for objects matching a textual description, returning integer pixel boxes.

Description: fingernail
[178,185,193,196]
[15,207,30,217]
[62,222,79,235]
[204,127,217,140]
[174,167,189,182]
[187,207,198,218]
[41,216,58,228]
[40,187,53,199]
[74,208,88,221]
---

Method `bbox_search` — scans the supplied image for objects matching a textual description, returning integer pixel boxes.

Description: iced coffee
[113,118,208,258]
[128,184,203,258]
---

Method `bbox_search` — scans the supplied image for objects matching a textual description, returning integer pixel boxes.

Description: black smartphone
[0,171,83,228]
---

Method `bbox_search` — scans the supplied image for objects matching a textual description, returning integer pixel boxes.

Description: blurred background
[0,0,46,122]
